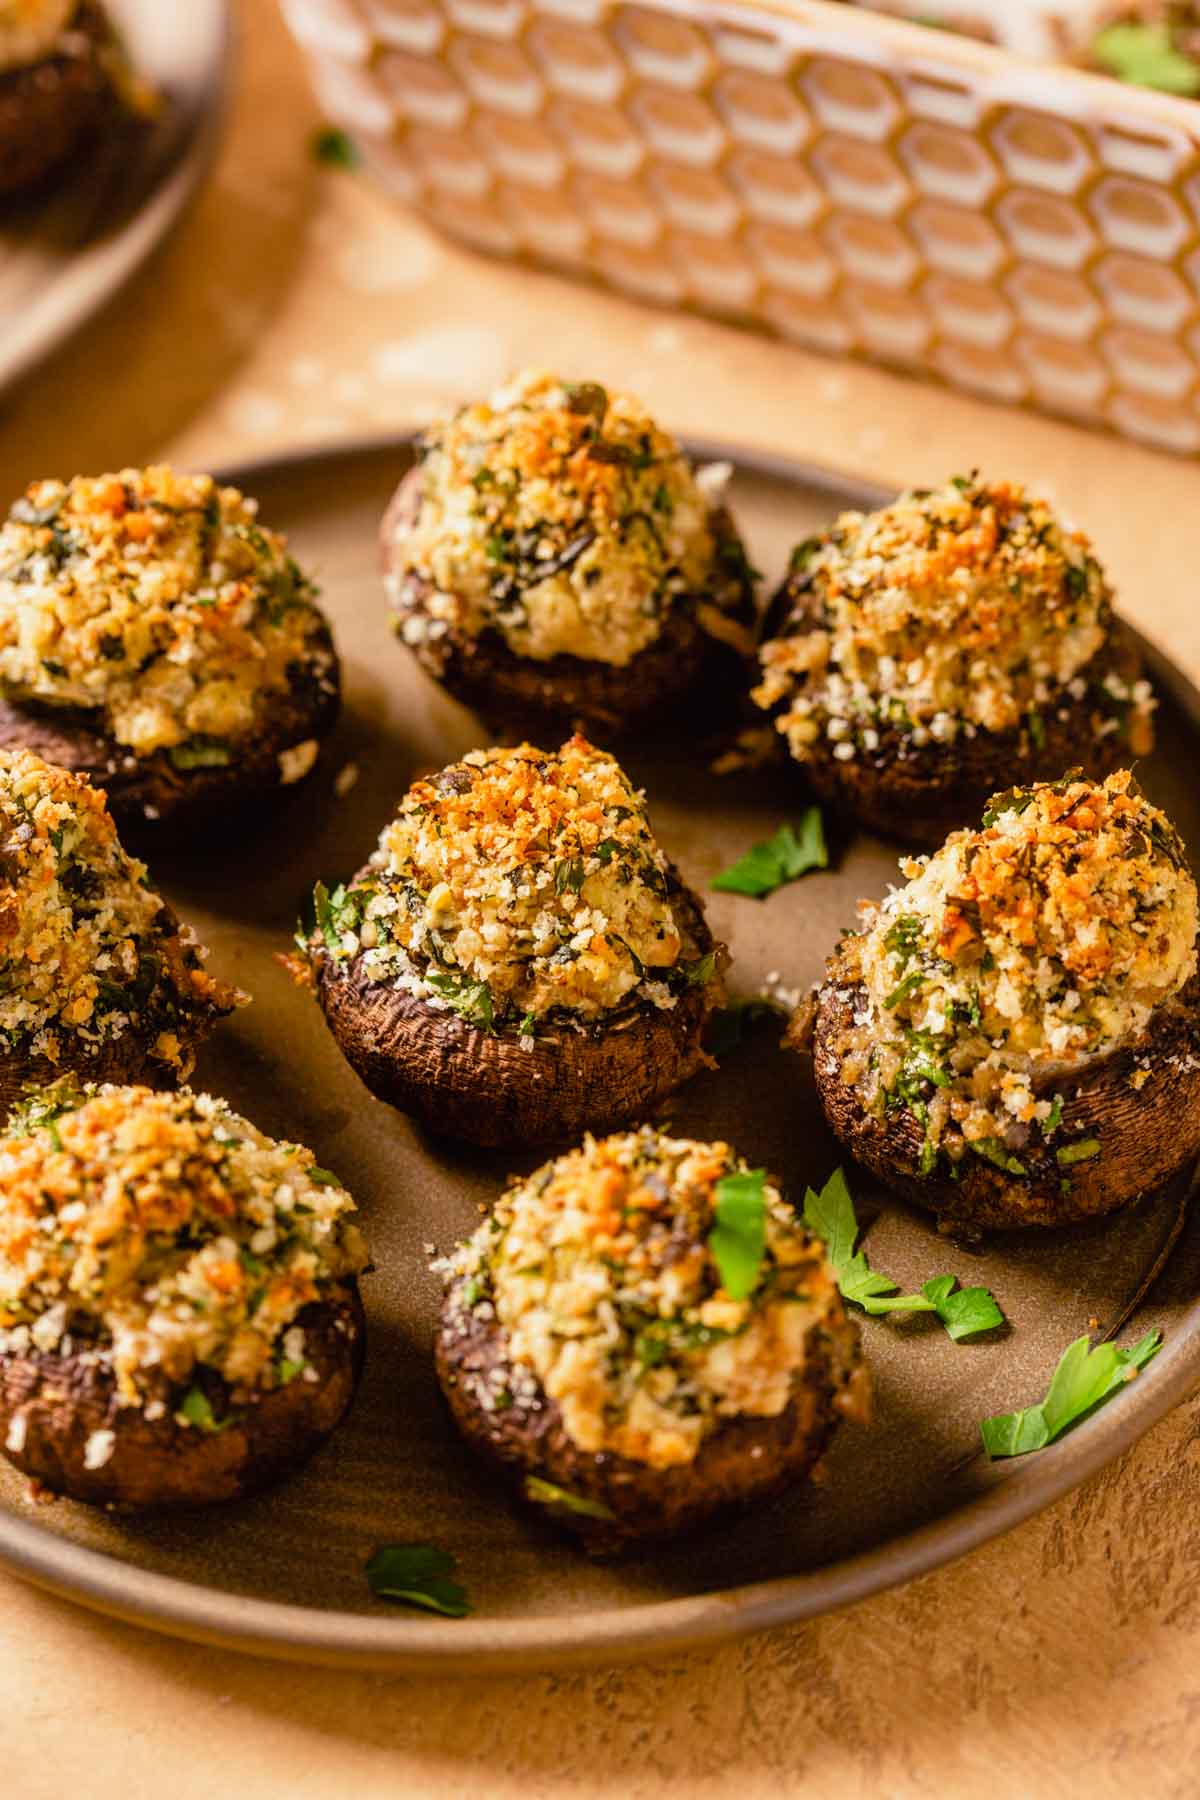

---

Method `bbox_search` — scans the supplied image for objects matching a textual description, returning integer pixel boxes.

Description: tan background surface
[3,2,1200,1794]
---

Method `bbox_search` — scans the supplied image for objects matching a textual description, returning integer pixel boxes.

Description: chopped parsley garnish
[711,809,828,898]
[365,1544,471,1617]
[803,1168,1004,1341]
[1092,22,1200,94]
[168,741,232,771]
[980,1329,1162,1459]
[883,968,925,1011]
[1056,1137,1101,1166]
[426,971,495,1033]
[554,856,586,895]
[524,1475,616,1521]
[175,1385,233,1434]
[1041,1095,1064,1135]
[312,880,360,953]
[883,913,923,971]
[307,1166,343,1187]
[6,1075,88,1139]
[681,950,716,988]
[968,1137,1027,1176]
[310,124,361,167]
[706,1168,767,1300]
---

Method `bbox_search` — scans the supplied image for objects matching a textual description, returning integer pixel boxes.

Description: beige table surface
[4,2,1200,1794]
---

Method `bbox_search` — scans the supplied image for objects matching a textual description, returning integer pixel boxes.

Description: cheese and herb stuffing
[755,474,1154,765]
[307,736,717,1033]
[437,1129,862,1470]
[0,465,335,765]
[0,1084,369,1413]
[388,370,749,667]
[0,0,75,71]
[825,770,1198,1174]
[0,749,238,1070]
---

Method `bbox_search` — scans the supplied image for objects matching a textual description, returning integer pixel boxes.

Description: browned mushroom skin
[435,1282,866,1553]
[759,576,1151,849]
[313,871,725,1150]
[0,632,340,838]
[380,467,757,740]
[0,2,113,197]
[0,1285,365,1509]
[808,973,1200,1232]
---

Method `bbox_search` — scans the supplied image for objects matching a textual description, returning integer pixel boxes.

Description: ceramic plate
[0,439,1197,1673]
[0,0,230,393]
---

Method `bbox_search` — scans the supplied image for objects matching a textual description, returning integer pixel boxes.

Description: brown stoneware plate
[0,0,230,393]
[0,439,1198,1673]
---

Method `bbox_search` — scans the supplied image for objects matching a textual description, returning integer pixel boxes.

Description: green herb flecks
[980,1329,1162,1459]
[168,741,232,772]
[524,1475,616,1521]
[712,809,828,899]
[681,950,716,989]
[365,1544,471,1617]
[968,1137,1027,1176]
[175,1385,234,1434]
[1056,1137,1101,1166]
[312,880,361,954]
[311,124,361,167]
[5,1075,88,1140]
[426,971,495,1034]
[707,1168,767,1300]
[803,1168,1004,1341]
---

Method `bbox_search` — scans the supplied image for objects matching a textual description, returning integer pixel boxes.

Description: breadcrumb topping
[0,749,238,1068]
[755,475,1153,763]
[0,0,74,70]
[387,370,746,667]
[311,737,716,1029]
[0,466,336,761]
[437,1129,854,1470]
[0,1085,369,1405]
[829,771,1197,1169]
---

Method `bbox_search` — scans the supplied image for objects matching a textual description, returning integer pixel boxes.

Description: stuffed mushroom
[0,2,119,196]
[805,769,1200,1231]
[380,370,757,738]
[754,475,1154,847]
[0,466,341,834]
[0,1083,370,1508]
[304,736,725,1149]
[0,747,240,1111]
[435,1127,868,1551]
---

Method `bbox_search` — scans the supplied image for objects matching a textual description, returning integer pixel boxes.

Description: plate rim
[1,432,1196,1675]
[0,0,233,395]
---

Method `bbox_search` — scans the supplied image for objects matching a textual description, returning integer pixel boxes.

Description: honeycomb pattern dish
[281,0,1200,455]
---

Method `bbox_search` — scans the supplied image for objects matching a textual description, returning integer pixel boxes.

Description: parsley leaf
[524,1475,616,1521]
[803,1168,1004,1341]
[707,1168,767,1300]
[1056,1137,1101,1166]
[1092,22,1200,94]
[365,1544,471,1617]
[980,1329,1162,1459]
[311,124,361,167]
[426,971,495,1033]
[175,1386,234,1434]
[168,741,232,771]
[712,809,828,898]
